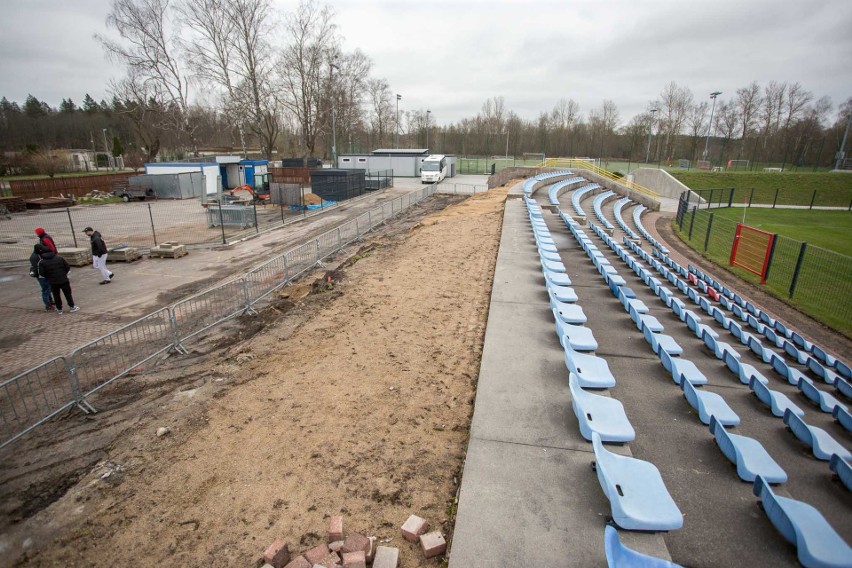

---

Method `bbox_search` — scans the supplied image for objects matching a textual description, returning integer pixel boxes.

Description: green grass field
[710,208,852,257]
[675,208,852,338]
[672,171,852,207]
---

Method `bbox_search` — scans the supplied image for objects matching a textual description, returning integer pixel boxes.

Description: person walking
[29,243,55,311]
[37,248,79,314]
[34,227,57,253]
[83,227,113,285]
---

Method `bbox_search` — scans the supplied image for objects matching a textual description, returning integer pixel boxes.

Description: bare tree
[658,82,693,159]
[714,100,740,164]
[110,70,164,162]
[278,0,338,157]
[735,82,761,157]
[550,98,579,155]
[685,101,709,162]
[97,0,197,152]
[366,78,393,148]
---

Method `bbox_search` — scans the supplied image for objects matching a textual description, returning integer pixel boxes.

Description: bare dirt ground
[0,187,509,567]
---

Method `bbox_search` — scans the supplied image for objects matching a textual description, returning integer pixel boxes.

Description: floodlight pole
[330,61,339,168]
[703,91,722,162]
[835,110,852,170]
[645,109,658,164]
[396,94,402,148]
[426,109,431,151]
[505,128,510,158]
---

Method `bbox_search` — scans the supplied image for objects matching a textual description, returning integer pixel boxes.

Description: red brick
[304,544,331,564]
[341,532,370,555]
[283,557,312,568]
[263,540,291,568]
[309,552,340,568]
[341,550,366,568]
[401,514,430,543]
[372,546,399,568]
[328,515,344,542]
[419,531,446,559]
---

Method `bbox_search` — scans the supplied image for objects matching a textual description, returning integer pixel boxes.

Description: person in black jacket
[37,250,79,314]
[83,227,113,285]
[29,243,55,311]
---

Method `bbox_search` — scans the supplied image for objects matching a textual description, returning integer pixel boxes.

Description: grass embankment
[671,171,852,207]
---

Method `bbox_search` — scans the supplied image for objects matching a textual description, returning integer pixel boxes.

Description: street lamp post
[102,128,112,170]
[703,91,722,162]
[396,94,402,148]
[330,62,339,168]
[645,109,658,163]
[426,109,431,151]
[505,128,509,158]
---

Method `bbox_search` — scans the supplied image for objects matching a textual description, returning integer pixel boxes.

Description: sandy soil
[0,187,509,567]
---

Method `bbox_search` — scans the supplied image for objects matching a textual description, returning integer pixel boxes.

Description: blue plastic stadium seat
[565,345,617,389]
[683,310,702,331]
[569,376,635,443]
[643,326,683,357]
[725,351,770,386]
[604,525,683,568]
[829,454,852,491]
[710,417,787,483]
[807,358,840,385]
[545,269,572,287]
[811,345,837,368]
[541,258,566,274]
[833,405,852,433]
[764,327,786,349]
[798,377,848,414]
[592,433,683,532]
[836,376,852,400]
[702,330,740,362]
[552,298,588,325]
[791,331,814,353]
[746,314,766,335]
[783,339,811,366]
[783,409,852,462]
[538,242,558,253]
[548,283,579,304]
[681,376,740,426]
[750,376,805,418]
[747,336,773,364]
[837,361,852,380]
[759,310,776,328]
[554,315,599,352]
[660,350,708,385]
[770,353,810,386]
[753,475,852,568]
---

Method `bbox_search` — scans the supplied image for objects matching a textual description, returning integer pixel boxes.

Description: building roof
[370,149,429,156]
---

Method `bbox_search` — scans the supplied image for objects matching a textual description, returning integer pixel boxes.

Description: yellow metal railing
[537,158,659,200]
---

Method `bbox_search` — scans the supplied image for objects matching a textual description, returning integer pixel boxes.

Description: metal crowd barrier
[0,357,74,450]
[0,184,441,449]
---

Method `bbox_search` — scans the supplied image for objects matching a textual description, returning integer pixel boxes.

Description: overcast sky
[1,0,850,126]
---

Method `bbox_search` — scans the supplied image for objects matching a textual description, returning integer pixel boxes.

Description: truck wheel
[122,194,130,202]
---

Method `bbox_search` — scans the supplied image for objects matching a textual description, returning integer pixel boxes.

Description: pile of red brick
[260,514,447,568]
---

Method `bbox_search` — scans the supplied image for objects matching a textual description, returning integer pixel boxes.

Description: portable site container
[309,169,366,202]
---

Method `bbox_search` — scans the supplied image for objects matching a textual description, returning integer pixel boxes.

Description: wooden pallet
[149,242,188,259]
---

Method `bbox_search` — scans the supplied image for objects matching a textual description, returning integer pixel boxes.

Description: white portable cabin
[338,149,457,178]
[144,162,221,196]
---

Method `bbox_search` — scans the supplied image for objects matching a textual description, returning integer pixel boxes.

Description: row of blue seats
[630,205,669,255]
[571,183,601,217]
[592,190,616,230]
[684,261,850,379]
[547,177,586,205]
[525,196,691,566]
[612,197,640,240]
[522,170,573,195]
[591,223,852,568]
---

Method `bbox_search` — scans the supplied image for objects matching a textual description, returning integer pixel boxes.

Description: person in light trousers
[83,227,114,285]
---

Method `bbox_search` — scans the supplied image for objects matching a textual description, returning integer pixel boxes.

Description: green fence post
[809,190,816,210]
[704,213,714,251]
[708,189,714,209]
[763,235,779,282]
[727,187,734,208]
[788,242,808,298]
[148,203,157,246]
[772,188,779,208]
[66,208,78,248]
[688,206,697,240]
[748,187,754,207]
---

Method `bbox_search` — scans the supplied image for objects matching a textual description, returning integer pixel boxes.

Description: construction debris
[57,247,92,267]
[149,241,188,259]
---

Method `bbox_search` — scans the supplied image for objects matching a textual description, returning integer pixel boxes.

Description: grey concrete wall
[628,168,692,200]
[571,169,660,211]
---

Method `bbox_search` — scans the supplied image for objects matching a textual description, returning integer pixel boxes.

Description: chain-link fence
[682,187,852,210]
[457,157,543,175]
[675,198,852,336]
[0,183,441,450]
